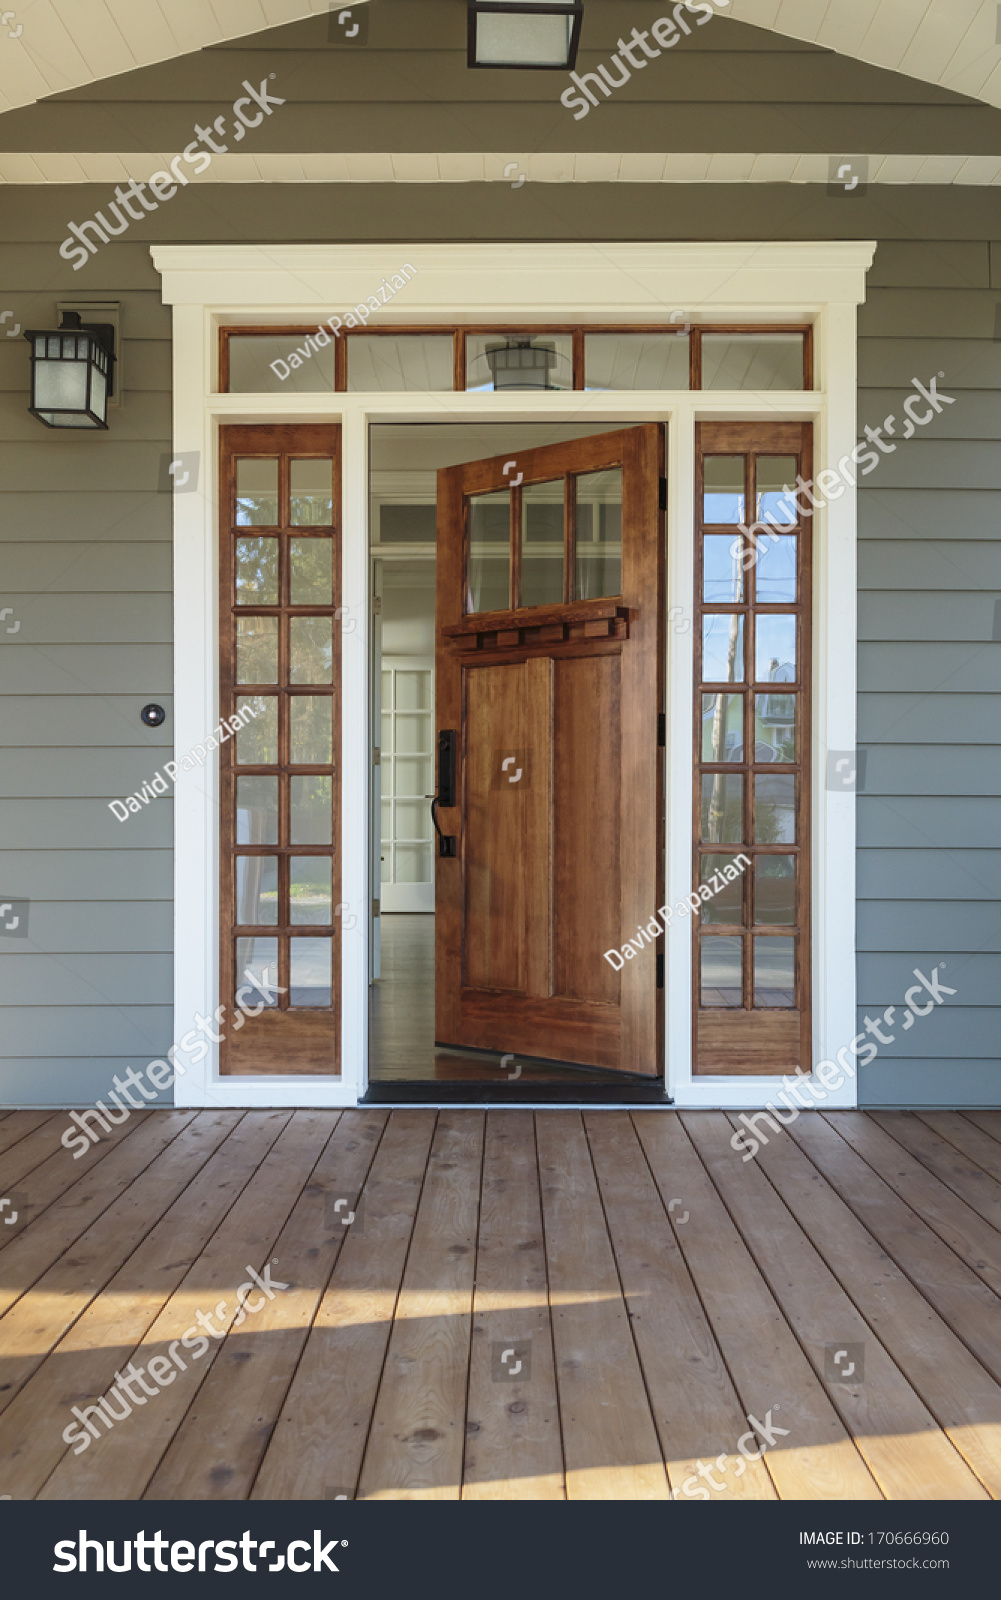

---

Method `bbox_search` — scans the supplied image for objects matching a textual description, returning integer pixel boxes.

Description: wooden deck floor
[1,1105,1000,1500]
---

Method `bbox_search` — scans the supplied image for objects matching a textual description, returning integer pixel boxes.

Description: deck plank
[964,1112,1001,1146]
[691,1113,984,1499]
[871,1112,1001,1234]
[462,1112,563,1500]
[536,1112,669,1500]
[252,1110,437,1500]
[586,1113,774,1499]
[634,1111,880,1499]
[146,1110,388,1499]
[357,1112,483,1500]
[0,1113,57,1158]
[39,1110,332,1499]
[916,1112,1001,1186]
[754,1115,1001,1497]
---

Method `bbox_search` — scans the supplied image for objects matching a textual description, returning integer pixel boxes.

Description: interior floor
[368,914,648,1088]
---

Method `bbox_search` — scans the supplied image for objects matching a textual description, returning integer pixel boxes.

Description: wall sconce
[485,338,559,390]
[23,310,116,429]
[468,1,582,69]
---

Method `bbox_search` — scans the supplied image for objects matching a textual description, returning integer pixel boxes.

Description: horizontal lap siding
[0,260,172,1106]
[858,250,1001,1105]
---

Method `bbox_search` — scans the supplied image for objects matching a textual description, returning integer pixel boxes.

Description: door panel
[436,425,663,1076]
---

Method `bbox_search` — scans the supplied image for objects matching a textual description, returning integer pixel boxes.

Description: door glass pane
[703,535,743,602]
[235,537,278,605]
[395,713,431,754]
[290,856,332,924]
[702,334,805,391]
[236,616,278,683]
[754,936,795,1006]
[236,856,278,925]
[290,538,332,604]
[702,614,744,682]
[466,333,572,392]
[701,693,744,762]
[236,776,278,844]
[381,670,392,710]
[290,616,333,684]
[755,855,796,924]
[467,490,510,613]
[701,774,743,844]
[236,696,278,764]
[754,693,796,763]
[395,799,429,841]
[381,799,392,840]
[756,535,797,602]
[755,457,798,524]
[290,697,332,764]
[381,712,393,751]
[521,478,564,607]
[395,670,430,710]
[236,459,279,525]
[699,854,746,925]
[290,937,332,1007]
[574,467,622,600]
[291,775,332,843]
[754,773,795,843]
[701,937,742,1007]
[703,456,744,523]
[228,336,335,394]
[395,843,432,883]
[584,332,689,390]
[347,334,454,391]
[290,458,333,525]
[395,756,432,797]
[755,615,796,683]
[235,936,279,1007]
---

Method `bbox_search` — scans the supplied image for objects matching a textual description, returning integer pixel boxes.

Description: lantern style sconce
[485,337,559,390]
[467,1,582,69]
[23,310,116,429]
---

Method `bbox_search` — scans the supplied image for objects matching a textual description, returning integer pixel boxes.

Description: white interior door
[380,655,435,912]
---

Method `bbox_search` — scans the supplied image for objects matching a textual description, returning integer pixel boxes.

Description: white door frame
[153,241,875,1109]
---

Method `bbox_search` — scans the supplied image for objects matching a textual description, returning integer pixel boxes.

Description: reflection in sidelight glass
[701,774,743,844]
[236,617,278,684]
[236,696,278,764]
[703,456,744,523]
[702,613,744,682]
[755,456,798,524]
[575,467,622,599]
[754,855,795,924]
[290,538,332,605]
[521,478,564,607]
[703,535,743,602]
[756,535,797,602]
[236,776,278,845]
[467,489,510,613]
[584,333,689,391]
[699,854,745,924]
[754,773,795,843]
[290,937,332,1007]
[291,775,332,844]
[235,537,278,605]
[701,937,742,1007]
[701,693,743,762]
[754,936,795,1006]
[754,693,796,762]
[290,697,332,764]
[235,936,279,1007]
[290,459,333,525]
[291,857,332,924]
[755,615,796,684]
[236,856,278,925]
[290,617,333,684]
[236,459,279,525]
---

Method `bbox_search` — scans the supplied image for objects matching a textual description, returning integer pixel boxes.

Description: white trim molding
[155,239,875,1110]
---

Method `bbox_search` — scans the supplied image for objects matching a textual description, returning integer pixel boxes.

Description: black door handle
[431,729,457,857]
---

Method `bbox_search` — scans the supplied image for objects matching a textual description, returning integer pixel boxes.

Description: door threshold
[360,1081,673,1106]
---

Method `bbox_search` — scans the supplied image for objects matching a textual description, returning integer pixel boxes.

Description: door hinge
[656,953,665,989]
[659,477,667,511]
[372,595,383,615]
[657,712,665,747]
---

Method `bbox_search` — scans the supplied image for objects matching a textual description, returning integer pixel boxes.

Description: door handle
[431,729,458,857]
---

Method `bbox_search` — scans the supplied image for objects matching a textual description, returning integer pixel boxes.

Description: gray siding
[0,5,998,1107]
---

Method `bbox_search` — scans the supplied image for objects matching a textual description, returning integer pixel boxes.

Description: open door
[435,425,664,1076]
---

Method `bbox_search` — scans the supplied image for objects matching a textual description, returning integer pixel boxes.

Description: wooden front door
[435,426,664,1076]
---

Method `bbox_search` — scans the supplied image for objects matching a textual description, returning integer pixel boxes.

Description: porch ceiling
[1,0,1000,120]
